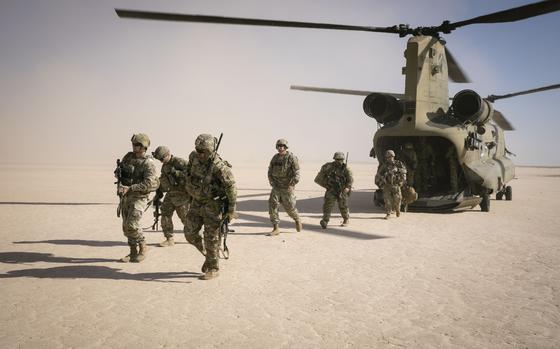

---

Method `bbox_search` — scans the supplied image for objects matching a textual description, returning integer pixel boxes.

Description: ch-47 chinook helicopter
[115,0,560,212]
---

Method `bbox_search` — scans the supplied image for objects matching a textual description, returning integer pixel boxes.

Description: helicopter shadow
[0,265,198,283]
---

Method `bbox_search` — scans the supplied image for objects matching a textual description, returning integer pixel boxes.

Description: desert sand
[0,162,559,348]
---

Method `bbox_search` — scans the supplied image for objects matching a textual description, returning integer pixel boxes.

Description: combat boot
[384,213,390,220]
[320,219,327,229]
[134,241,148,263]
[159,237,175,247]
[200,270,219,280]
[267,224,280,236]
[119,244,137,263]
[295,220,302,232]
[341,218,349,227]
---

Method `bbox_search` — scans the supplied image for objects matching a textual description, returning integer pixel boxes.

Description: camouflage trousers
[161,191,190,238]
[322,190,349,222]
[383,185,402,214]
[121,194,148,245]
[183,199,222,272]
[269,186,299,224]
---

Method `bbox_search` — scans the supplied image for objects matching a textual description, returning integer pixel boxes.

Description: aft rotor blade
[448,0,560,30]
[115,9,399,34]
[290,85,405,99]
[486,83,560,102]
[492,110,515,131]
[445,47,470,83]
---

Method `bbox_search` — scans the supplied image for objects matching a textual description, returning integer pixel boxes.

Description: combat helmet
[131,133,150,148]
[333,151,345,160]
[195,134,216,153]
[152,146,170,161]
[385,150,396,158]
[276,139,289,148]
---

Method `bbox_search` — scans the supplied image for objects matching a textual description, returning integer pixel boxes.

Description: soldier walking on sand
[183,134,236,280]
[315,152,353,228]
[375,150,407,219]
[268,139,302,236]
[152,146,191,247]
[115,133,159,262]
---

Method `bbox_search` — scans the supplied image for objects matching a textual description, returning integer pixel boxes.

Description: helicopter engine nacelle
[363,93,403,124]
[452,89,493,125]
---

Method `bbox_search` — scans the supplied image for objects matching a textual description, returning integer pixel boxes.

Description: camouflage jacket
[160,155,189,193]
[314,162,353,194]
[268,152,300,189]
[119,152,160,196]
[375,160,407,189]
[185,151,236,211]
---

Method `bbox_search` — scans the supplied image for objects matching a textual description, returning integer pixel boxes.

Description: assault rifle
[149,189,163,231]
[114,159,124,217]
[209,133,234,258]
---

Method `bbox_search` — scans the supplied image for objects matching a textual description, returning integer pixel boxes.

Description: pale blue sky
[1,0,559,166]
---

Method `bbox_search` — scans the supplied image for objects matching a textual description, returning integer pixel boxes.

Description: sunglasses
[276,144,286,148]
[133,143,143,147]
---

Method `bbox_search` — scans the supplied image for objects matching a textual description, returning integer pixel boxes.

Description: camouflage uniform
[376,150,407,218]
[415,139,435,193]
[399,143,417,187]
[314,152,353,228]
[117,133,159,262]
[157,154,191,241]
[444,146,459,193]
[183,134,236,280]
[268,140,301,234]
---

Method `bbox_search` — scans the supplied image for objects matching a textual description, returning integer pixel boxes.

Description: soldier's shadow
[0,252,114,264]
[0,265,198,283]
[237,190,383,214]
[13,239,127,247]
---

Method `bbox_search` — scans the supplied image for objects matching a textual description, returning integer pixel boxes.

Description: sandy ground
[0,162,559,348]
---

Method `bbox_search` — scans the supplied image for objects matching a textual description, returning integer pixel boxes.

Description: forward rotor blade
[445,47,470,83]
[492,110,514,131]
[449,0,560,30]
[290,85,405,99]
[115,9,399,34]
[486,83,560,102]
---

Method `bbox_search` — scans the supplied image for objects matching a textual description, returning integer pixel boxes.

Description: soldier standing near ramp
[152,146,191,247]
[375,150,407,219]
[115,133,159,262]
[183,134,236,280]
[315,152,353,228]
[268,139,302,236]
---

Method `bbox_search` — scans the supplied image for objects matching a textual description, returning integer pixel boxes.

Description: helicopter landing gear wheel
[496,191,504,200]
[480,192,490,212]
[505,186,512,201]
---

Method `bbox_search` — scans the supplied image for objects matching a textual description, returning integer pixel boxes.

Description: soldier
[375,150,407,219]
[268,139,302,236]
[116,133,159,262]
[183,134,236,280]
[152,146,191,247]
[315,152,353,228]
[399,142,417,187]
[415,137,435,193]
[444,145,459,193]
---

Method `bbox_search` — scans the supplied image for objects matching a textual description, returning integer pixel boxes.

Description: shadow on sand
[0,252,114,264]
[0,202,114,205]
[13,239,127,247]
[0,265,198,283]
